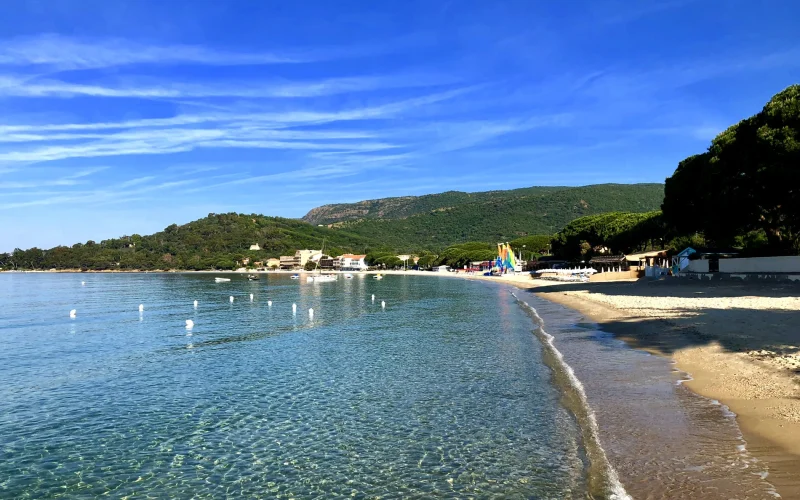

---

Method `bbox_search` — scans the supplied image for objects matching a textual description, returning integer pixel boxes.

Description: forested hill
[303,183,663,226]
[302,186,567,225]
[4,214,371,271]
[3,184,664,270]
[319,184,665,248]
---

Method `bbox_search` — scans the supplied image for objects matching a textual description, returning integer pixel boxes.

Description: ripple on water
[0,274,585,498]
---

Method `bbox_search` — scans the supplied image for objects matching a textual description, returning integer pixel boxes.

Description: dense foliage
[365,251,405,269]
[303,186,566,225]
[433,242,497,268]
[508,235,553,259]
[663,84,800,254]
[2,213,370,271]
[3,185,666,271]
[330,184,664,249]
[551,211,665,260]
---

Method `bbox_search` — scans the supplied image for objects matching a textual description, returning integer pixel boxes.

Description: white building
[249,244,261,251]
[335,254,368,271]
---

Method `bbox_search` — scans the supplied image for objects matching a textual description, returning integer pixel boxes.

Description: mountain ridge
[304,183,665,249]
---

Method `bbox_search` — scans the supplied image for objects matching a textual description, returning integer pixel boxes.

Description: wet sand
[505,276,800,496]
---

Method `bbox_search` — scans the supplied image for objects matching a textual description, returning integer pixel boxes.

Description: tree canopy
[551,211,665,260]
[3,213,370,271]
[662,84,800,254]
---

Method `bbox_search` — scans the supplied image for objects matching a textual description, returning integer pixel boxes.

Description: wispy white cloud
[0,33,433,71]
[0,34,306,69]
[0,73,459,99]
[0,87,476,134]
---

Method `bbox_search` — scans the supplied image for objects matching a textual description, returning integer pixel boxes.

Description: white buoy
[138,304,144,312]
[381,300,386,309]
[371,294,375,303]
[69,309,76,318]
[185,319,194,329]
[250,293,254,302]
[193,300,198,308]
[292,303,297,315]
[267,300,272,307]
[230,296,234,303]
[309,308,314,320]
[81,281,85,286]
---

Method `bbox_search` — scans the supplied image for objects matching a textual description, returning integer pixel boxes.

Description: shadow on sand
[532,278,800,364]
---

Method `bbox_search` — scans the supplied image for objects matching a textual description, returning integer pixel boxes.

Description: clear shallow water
[516,292,781,499]
[0,274,586,498]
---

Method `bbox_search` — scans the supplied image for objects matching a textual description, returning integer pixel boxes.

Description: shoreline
[466,274,800,496]
[6,269,799,493]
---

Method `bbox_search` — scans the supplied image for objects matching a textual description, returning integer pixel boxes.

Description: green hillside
[303,186,566,225]
[322,184,665,249]
[5,213,372,271]
[4,184,664,270]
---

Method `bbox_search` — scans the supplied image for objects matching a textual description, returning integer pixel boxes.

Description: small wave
[511,292,631,500]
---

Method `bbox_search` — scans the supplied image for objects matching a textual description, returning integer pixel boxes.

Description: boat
[290,274,300,280]
[214,277,231,282]
[373,274,383,280]
[306,238,338,283]
[247,274,259,281]
[307,274,338,283]
[344,273,353,279]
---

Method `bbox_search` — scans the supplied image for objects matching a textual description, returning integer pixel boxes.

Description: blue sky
[1,0,798,251]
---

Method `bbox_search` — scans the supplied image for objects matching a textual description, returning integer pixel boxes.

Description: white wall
[684,260,709,273]
[719,256,800,273]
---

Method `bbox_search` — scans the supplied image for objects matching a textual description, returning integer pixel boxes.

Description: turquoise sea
[0,274,781,498]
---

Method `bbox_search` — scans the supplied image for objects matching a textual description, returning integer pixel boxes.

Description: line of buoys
[69,309,76,318]
[138,304,144,312]
[185,319,194,329]
[229,296,234,303]
[250,293,254,302]
[267,300,272,307]
[292,303,297,315]
[193,300,198,308]
[309,308,314,320]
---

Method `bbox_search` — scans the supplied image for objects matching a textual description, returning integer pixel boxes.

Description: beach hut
[672,247,696,273]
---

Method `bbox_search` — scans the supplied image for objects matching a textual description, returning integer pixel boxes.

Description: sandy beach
[10,268,800,491]
[465,273,800,494]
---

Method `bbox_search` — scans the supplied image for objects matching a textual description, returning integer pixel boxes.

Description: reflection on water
[0,274,583,498]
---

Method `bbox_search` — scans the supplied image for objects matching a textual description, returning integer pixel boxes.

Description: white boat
[373,274,383,280]
[214,277,231,282]
[344,273,353,279]
[290,274,300,280]
[306,238,337,283]
[307,274,338,283]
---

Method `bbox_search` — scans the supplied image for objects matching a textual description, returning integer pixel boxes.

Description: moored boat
[290,274,300,280]
[214,277,231,282]
[307,274,337,283]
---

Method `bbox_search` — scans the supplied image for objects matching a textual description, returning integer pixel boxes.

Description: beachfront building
[334,254,368,271]
[279,249,322,270]
[589,254,627,273]
[626,249,669,270]
[266,258,280,269]
[672,247,696,273]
